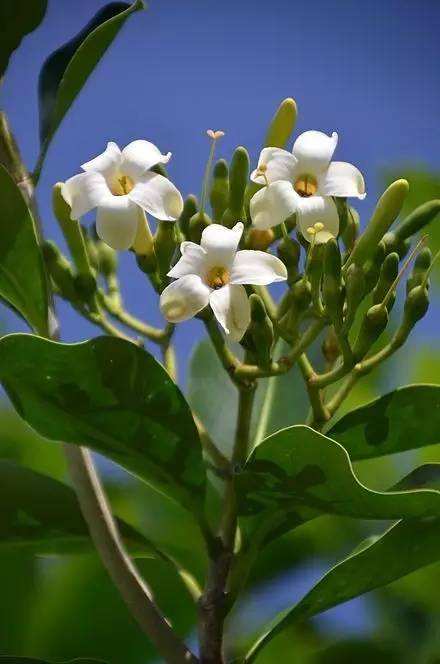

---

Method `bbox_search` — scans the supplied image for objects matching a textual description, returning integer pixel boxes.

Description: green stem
[99,291,169,343]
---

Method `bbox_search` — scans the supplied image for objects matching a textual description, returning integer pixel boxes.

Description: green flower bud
[323,239,343,323]
[341,206,360,251]
[52,182,95,280]
[406,247,432,293]
[154,221,178,278]
[372,252,399,309]
[249,293,274,368]
[209,159,229,221]
[353,304,389,361]
[395,200,440,242]
[277,237,301,284]
[394,285,430,349]
[381,231,411,259]
[189,211,211,244]
[348,179,409,268]
[178,194,198,237]
[96,240,118,278]
[344,262,366,330]
[222,146,249,228]
[42,241,77,302]
[363,242,386,293]
[264,97,298,149]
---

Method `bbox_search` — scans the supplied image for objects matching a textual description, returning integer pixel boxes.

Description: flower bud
[348,179,409,268]
[222,146,249,228]
[52,182,95,281]
[248,228,275,251]
[178,194,198,237]
[395,200,440,242]
[209,159,229,221]
[277,237,300,284]
[154,221,178,278]
[353,304,389,361]
[96,240,118,278]
[394,285,430,348]
[249,293,274,368]
[42,241,77,302]
[323,239,343,323]
[322,327,341,364]
[189,210,211,244]
[372,252,399,310]
[344,262,366,330]
[341,206,360,251]
[264,97,298,149]
[364,242,386,293]
[406,247,432,293]
[381,231,411,259]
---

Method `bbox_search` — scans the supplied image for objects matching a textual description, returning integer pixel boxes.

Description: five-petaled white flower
[160,222,287,341]
[250,130,366,244]
[62,140,183,250]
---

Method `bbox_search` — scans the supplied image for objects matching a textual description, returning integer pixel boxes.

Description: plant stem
[99,291,170,343]
[198,377,256,664]
[64,445,198,664]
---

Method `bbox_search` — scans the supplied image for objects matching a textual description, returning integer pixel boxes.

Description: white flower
[250,131,365,244]
[62,140,183,250]
[160,222,287,341]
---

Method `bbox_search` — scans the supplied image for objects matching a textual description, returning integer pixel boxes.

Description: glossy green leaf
[0,459,160,557]
[36,1,143,174]
[0,165,49,335]
[0,334,205,513]
[328,384,440,460]
[311,640,403,664]
[0,0,47,77]
[243,465,440,662]
[236,426,440,534]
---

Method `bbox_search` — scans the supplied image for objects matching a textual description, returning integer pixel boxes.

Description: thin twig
[65,446,198,664]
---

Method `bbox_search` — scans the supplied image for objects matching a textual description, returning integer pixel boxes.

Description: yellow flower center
[294,174,318,198]
[206,266,230,289]
[111,174,134,196]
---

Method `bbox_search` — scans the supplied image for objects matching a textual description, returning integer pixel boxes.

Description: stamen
[306,227,316,236]
[256,164,270,187]
[314,222,324,232]
[207,266,230,289]
[294,174,318,198]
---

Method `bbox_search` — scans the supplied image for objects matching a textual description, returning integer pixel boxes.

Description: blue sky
[2,0,440,368]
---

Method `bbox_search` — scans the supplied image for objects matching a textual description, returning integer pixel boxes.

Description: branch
[64,445,198,664]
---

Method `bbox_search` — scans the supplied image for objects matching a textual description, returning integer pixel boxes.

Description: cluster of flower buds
[45,98,440,385]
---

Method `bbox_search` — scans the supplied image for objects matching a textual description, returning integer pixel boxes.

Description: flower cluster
[61,127,366,341]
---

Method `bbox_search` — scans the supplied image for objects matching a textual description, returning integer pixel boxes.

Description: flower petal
[250,147,297,185]
[231,250,287,285]
[319,161,366,199]
[293,131,338,175]
[160,275,210,323]
[296,195,339,244]
[201,222,243,268]
[167,242,207,278]
[81,141,122,178]
[96,196,140,250]
[209,284,251,341]
[122,140,171,180]
[129,172,183,220]
[250,181,298,230]
[62,171,110,219]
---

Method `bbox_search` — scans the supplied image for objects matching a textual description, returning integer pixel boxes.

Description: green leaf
[327,384,440,461]
[0,459,159,557]
[236,425,440,536]
[0,334,205,513]
[0,165,49,335]
[311,640,403,664]
[0,0,47,77]
[36,1,143,175]
[243,464,440,662]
